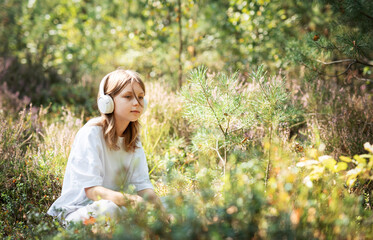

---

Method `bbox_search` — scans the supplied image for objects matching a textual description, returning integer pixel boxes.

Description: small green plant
[181,66,254,175]
[181,66,302,181]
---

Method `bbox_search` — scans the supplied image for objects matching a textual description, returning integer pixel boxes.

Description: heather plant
[287,72,373,157]
[0,82,30,117]
[0,108,60,238]
[34,106,84,177]
[0,105,84,238]
[285,0,373,158]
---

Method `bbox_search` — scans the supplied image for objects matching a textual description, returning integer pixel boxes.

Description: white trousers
[64,199,126,223]
[64,197,168,224]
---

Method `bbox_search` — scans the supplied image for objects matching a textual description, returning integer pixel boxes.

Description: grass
[0,73,372,239]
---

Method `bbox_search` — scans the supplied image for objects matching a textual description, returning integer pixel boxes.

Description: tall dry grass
[140,81,195,196]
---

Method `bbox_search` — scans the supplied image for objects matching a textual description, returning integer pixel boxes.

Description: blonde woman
[48,69,167,223]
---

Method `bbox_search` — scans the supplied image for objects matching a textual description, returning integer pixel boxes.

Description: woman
[47,69,166,223]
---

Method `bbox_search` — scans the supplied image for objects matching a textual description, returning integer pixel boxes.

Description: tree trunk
[177,0,183,88]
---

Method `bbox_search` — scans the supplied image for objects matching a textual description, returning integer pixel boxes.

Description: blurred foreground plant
[297,142,373,210]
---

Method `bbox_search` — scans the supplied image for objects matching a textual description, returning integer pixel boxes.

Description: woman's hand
[114,192,144,208]
[137,188,174,223]
[85,186,144,208]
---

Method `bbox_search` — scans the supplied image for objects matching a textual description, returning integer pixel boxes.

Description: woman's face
[113,81,145,125]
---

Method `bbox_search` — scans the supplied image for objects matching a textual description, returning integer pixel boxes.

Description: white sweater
[47,119,153,219]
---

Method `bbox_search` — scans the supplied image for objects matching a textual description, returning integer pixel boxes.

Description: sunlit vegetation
[1,0,373,239]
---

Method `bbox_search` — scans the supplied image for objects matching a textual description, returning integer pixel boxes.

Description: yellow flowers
[339,156,352,162]
[297,142,373,188]
[364,142,373,153]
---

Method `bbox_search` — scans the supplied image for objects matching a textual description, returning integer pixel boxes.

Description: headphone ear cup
[143,98,148,113]
[98,95,114,114]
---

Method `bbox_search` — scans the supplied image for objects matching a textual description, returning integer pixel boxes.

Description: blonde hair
[95,69,145,152]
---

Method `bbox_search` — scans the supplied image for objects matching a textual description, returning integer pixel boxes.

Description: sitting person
[47,69,167,224]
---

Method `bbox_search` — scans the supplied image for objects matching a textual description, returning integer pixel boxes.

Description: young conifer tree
[181,66,302,179]
[181,66,254,175]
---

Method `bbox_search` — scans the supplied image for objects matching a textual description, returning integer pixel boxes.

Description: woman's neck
[115,118,130,137]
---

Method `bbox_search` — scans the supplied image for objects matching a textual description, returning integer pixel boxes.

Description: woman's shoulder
[77,117,103,138]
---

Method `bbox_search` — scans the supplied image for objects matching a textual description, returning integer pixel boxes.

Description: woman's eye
[124,95,131,99]
[139,96,144,100]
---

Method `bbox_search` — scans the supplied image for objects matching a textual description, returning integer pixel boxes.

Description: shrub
[0,82,30,118]
[0,106,82,239]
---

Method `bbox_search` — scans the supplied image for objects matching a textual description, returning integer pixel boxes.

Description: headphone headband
[99,73,111,97]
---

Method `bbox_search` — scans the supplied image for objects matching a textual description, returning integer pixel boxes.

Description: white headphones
[97,72,148,114]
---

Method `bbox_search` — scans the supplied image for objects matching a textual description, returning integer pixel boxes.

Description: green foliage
[249,66,302,131]
[0,106,83,238]
[140,81,192,188]
[1,0,373,238]
[182,66,254,141]
[41,139,373,239]
[284,0,373,156]
[0,108,60,238]
[287,0,373,83]
[181,66,303,173]
[227,0,300,70]
[54,163,268,240]
[1,87,372,239]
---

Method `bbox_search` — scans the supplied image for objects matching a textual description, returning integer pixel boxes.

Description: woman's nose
[132,98,140,105]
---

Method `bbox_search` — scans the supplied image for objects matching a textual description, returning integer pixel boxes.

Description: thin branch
[225,118,230,136]
[361,11,373,21]
[228,127,243,134]
[351,73,373,82]
[356,59,373,67]
[330,60,356,77]
[197,74,226,137]
[177,0,183,88]
[210,139,226,176]
[317,58,373,67]
[316,59,356,65]
[304,59,354,78]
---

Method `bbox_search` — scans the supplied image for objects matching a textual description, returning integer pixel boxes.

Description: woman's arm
[85,186,143,208]
[138,188,171,222]
[137,188,162,206]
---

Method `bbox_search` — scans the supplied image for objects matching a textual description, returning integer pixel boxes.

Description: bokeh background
[1,0,373,239]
